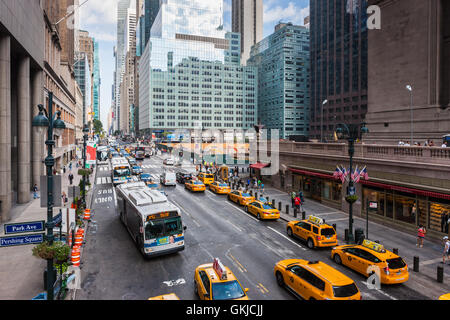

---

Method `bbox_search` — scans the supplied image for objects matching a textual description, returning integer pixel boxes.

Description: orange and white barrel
[71,247,81,267]
[84,209,91,221]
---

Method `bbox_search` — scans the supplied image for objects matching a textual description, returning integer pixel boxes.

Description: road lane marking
[324,218,348,223]
[171,199,200,227]
[419,257,443,266]
[267,226,307,251]
[226,220,243,232]
[223,201,260,222]
[227,253,247,273]
[257,283,269,294]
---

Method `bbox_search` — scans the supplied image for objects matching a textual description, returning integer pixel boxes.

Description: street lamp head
[53,112,66,136]
[406,85,412,92]
[335,127,344,140]
[322,99,328,105]
[32,104,49,136]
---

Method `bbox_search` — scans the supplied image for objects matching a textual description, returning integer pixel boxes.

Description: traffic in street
[75,139,436,301]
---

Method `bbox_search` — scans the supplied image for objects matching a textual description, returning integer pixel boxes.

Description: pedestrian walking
[260,183,264,194]
[417,224,426,248]
[63,166,66,174]
[442,236,450,264]
[33,184,39,199]
[294,195,301,215]
[69,173,74,185]
[69,162,72,171]
[247,178,251,189]
[291,191,296,207]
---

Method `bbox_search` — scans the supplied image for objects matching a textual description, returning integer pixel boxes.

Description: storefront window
[293,174,301,191]
[323,182,332,200]
[417,198,427,228]
[363,187,385,217]
[394,191,416,225]
[311,179,322,201]
[332,183,342,202]
[428,197,450,234]
[303,177,311,193]
[386,192,393,219]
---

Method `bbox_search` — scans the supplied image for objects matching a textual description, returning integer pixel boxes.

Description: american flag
[360,166,369,180]
[352,166,361,184]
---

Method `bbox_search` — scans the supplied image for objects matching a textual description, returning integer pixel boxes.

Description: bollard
[437,266,444,283]
[332,224,337,232]
[286,205,289,215]
[302,211,306,220]
[278,202,281,211]
[294,208,298,218]
[255,192,258,199]
[393,248,399,255]
[413,256,419,272]
[344,229,349,242]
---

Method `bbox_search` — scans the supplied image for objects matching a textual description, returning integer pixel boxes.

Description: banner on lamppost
[40,175,62,208]
[86,141,97,165]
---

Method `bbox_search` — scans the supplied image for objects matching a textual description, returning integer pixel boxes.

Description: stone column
[0,35,11,222]
[31,70,44,187]
[17,56,31,204]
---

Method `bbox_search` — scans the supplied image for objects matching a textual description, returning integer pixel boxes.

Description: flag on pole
[353,166,361,184]
[360,166,369,180]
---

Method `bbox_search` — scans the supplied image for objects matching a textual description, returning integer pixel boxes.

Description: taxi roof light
[308,215,324,226]
[213,258,227,281]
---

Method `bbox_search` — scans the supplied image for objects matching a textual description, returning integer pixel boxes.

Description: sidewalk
[0,160,95,300]
[253,184,450,297]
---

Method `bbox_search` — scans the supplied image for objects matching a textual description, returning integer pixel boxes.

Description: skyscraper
[93,39,101,121]
[248,23,310,140]
[232,0,263,65]
[309,0,369,141]
[139,0,257,133]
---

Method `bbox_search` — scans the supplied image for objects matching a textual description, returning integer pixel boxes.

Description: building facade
[93,39,101,121]
[365,0,450,144]
[232,0,263,65]
[309,0,369,141]
[248,23,310,140]
[139,0,257,133]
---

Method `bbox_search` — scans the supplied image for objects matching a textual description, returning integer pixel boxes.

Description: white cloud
[264,1,310,26]
[78,0,118,40]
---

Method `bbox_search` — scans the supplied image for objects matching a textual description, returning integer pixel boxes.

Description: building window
[394,191,416,225]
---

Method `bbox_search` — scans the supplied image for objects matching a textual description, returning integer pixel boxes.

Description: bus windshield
[114,168,130,177]
[145,217,182,240]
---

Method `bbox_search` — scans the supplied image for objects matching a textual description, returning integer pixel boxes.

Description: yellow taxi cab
[194,258,249,300]
[148,293,180,300]
[185,180,206,192]
[245,200,280,220]
[439,293,450,300]
[274,259,361,300]
[198,172,215,185]
[331,239,409,285]
[227,190,255,206]
[209,181,231,194]
[286,215,338,249]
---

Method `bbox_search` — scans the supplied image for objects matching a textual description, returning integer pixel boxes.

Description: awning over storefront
[361,180,450,200]
[289,168,334,179]
[250,162,270,170]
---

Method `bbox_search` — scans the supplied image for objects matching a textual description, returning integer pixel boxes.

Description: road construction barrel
[84,209,91,221]
[71,247,81,267]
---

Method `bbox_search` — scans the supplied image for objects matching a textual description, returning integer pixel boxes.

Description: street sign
[4,221,45,235]
[0,233,45,248]
[53,213,62,225]
[369,201,378,210]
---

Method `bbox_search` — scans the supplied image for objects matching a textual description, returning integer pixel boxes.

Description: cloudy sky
[78,0,310,128]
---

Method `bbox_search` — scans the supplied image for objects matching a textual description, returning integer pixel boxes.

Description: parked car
[176,171,193,184]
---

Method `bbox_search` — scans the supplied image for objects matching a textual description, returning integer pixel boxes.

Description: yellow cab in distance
[245,200,280,220]
[185,180,206,192]
[148,293,180,300]
[198,172,215,185]
[209,181,231,194]
[331,239,409,284]
[274,259,361,300]
[194,258,249,300]
[286,215,338,249]
[439,293,450,300]
[227,190,255,206]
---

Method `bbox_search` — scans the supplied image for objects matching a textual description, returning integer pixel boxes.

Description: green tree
[93,119,103,135]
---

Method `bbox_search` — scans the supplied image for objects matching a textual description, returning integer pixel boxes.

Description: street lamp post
[321,100,328,142]
[406,85,413,144]
[336,122,369,244]
[32,92,66,300]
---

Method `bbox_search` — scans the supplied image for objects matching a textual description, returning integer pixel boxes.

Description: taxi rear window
[262,204,273,210]
[321,228,336,236]
[386,257,406,269]
[206,175,214,178]
[219,184,228,187]
[242,193,251,197]
[333,283,359,298]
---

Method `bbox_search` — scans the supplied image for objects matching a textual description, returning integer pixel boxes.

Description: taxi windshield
[219,184,228,187]
[262,204,274,210]
[333,283,359,298]
[242,193,251,197]
[212,280,245,300]
[206,175,214,179]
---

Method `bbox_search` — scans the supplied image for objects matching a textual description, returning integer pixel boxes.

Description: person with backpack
[33,184,39,199]
[417,224,426,248]
[294,195,301,215]
[68,173,74,185]
[291,191,296,207]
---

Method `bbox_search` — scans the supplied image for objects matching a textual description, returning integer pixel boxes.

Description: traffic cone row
[71,228,85,267]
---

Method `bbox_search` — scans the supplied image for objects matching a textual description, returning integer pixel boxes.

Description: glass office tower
[139,0,257,132]
[248,23,310,140]
[93,39,101,120]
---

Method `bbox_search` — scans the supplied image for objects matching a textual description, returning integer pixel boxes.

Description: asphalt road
[76,153,432,300]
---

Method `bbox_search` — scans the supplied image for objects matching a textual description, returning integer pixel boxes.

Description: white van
[160,171,176,186]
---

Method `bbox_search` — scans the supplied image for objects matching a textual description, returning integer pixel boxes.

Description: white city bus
[116,182,186,258]
[111,157,132,186]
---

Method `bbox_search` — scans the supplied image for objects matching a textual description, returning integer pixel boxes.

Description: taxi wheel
[244,206,248,212]
[287,228,293,237]
[257,213,261,220]
[307,238,315,249]
[333,254,342,265]
[275,272,285,287]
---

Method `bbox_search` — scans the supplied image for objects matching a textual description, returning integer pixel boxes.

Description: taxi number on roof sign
[213,258,227,280]
[308,215,324,225]
[362,239,385,253]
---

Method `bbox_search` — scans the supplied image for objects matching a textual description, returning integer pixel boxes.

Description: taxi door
[197,270,211,300]
[294,222,310,241]
[285,265,307,299]
[342,248,365,274]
